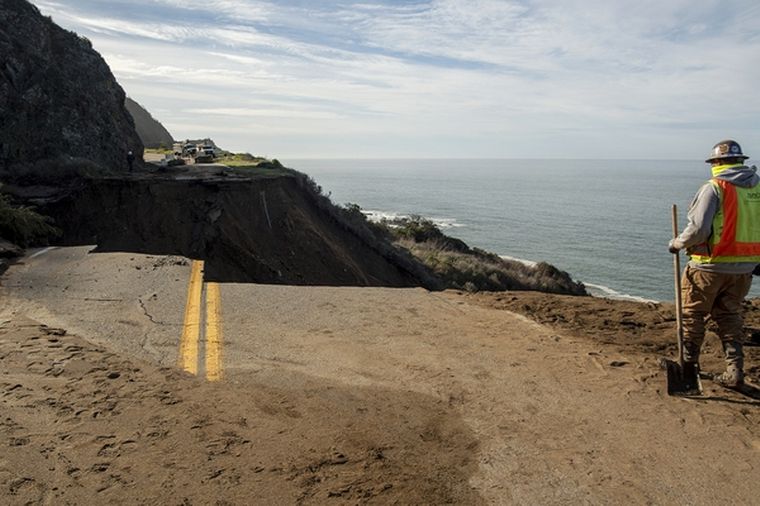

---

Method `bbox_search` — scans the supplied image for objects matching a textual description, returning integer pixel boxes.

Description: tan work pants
[680,265,751,367]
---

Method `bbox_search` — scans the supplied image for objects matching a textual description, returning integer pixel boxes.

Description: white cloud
[192,108,343,120]
[31,0,760,158]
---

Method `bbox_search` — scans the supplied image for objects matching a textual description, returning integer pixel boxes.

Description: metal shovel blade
[664,359,702,396]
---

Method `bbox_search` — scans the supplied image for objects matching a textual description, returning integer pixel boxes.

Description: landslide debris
[466,290,760,379]
[125,97,174,149]
[0,0,143,178]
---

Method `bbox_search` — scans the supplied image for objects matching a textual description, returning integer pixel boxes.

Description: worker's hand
[668,239,681,254]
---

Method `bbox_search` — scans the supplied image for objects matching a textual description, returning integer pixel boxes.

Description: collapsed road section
[16,169,427,287]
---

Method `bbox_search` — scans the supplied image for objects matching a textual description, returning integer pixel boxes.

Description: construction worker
[669,140,759,388]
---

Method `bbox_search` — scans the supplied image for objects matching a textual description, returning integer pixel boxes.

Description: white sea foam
[498,255,538,267]
[584,283,656,303]
[362,210,464,229]
[431,217,465,229]
[500,254,656,303]
[362,210,405,222]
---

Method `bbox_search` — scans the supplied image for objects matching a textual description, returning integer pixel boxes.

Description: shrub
[0,188,60,247]
[219,152,262,164]
[384,216,469,252]
[394,229,587,296]
[392,215,442,242]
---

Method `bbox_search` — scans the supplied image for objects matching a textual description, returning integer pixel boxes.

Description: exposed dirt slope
[37,173,421,287]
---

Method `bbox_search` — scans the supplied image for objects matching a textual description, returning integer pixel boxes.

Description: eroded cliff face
[39,173,421,287]
[0,0,143,173]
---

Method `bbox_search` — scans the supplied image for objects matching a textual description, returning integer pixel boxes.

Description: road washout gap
[28,170,423,287]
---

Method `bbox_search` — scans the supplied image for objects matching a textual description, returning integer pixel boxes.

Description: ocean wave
[362,210,465,229]
[584,283,656,303]
[498,255,538,267]
[499,254,656,302]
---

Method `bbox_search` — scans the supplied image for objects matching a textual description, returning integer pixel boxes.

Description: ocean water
[283,159,760,302]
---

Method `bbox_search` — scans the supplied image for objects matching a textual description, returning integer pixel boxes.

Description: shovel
[664,204,702,396]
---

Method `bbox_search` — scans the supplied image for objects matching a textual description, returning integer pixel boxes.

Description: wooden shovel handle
[672,204,684,366]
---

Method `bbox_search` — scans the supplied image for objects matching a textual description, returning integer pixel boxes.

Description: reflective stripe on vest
[689,178,760,264]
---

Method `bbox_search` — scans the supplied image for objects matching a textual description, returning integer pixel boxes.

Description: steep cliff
[125,97,174,149]
[0,0,142,175]
[37,172,426,287]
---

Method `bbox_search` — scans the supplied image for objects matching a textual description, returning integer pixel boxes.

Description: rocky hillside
[125,97,174,149]
[0,0,142,176]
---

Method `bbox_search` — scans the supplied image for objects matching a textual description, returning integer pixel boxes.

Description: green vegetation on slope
[218,153,285,171]
[144,147,173,155]
[382,215,587,295]
[0,187,59,247]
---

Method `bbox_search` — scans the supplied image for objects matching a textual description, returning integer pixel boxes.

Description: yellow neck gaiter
[711,163,743,177]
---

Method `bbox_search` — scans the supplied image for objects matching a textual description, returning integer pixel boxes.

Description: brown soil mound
[464,291,760,379]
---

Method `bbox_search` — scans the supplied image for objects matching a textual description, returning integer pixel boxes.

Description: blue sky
[34,0,760,159]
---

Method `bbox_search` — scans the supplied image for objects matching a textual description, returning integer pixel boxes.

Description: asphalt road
[2,246,189,366]
[1,246,464,386]
[1,247,484,387]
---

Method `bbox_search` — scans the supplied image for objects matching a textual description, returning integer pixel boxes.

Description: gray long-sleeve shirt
[671,164,760,274]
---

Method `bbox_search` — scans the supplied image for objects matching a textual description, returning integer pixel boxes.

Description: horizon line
[279,157,710,162]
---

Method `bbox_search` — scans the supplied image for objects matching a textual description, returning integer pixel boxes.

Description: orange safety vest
[689,178,760,263]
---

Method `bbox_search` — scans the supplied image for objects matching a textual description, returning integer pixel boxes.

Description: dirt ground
[0,318,479,505]
[2,256,760,504]
[463,290,760,379]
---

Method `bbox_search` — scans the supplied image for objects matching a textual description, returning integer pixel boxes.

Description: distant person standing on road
[127,150,135,172]
[669,140,760,389]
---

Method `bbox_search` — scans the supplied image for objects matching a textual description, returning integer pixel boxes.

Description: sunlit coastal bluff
[1,0,760,504]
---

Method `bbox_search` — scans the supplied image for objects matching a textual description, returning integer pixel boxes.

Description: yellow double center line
[178,260,223,381]
[205,282,223,381]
